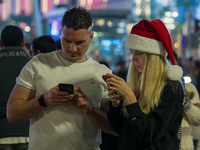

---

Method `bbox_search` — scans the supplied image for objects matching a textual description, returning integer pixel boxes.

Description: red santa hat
[125,19,183,81]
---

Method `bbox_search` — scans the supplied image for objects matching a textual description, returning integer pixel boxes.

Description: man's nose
[69,43,77,52]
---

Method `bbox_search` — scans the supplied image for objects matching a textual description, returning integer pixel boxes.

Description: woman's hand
[105,73,132,97]
[108,89,122,107]
[105,73,137,105]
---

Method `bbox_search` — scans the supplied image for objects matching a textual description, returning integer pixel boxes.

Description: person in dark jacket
[103,19,184,150]
[0,25,30,150]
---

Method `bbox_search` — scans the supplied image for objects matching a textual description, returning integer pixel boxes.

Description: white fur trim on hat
[125,34,167,56]
[167,65,183,81]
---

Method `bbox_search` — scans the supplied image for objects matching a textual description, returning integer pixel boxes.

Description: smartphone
[58,83,74,94]
[102,75,117,94]
[102,75,111,82]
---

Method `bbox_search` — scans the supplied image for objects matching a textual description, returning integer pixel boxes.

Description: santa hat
[125,19,183,81]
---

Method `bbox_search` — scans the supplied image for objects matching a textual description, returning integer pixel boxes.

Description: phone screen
[58,83,74,94]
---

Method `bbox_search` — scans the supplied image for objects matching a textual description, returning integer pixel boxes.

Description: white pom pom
[167,65,183,81]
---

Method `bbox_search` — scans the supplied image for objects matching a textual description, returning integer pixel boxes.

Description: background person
[0,25,30,150]
[184,83,200,150]
[29,35,56,57]
[194,61,200,94]
[114,59,128,81]
[104,19,184,150]
[167,50,200,150]
[23,42,31,57]
[56,39,62,50]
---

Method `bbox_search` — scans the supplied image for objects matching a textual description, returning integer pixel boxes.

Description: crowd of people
[0,6,200,150]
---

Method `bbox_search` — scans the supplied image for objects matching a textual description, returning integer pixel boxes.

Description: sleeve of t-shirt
[16,57,38,93]
[101,89,110,100]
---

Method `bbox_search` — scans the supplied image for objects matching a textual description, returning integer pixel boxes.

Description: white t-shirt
[16,50,112,150]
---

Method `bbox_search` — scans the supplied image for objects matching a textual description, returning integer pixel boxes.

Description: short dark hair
[32,35,56,54]
[195,60,200,69]
[56,39,62,50]
[1,25,24,47]
[61,6,92,31]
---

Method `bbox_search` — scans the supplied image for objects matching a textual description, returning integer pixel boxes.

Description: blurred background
[0,0,200,79]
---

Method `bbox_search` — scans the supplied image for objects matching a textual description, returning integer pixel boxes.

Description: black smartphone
[58,83,74,94]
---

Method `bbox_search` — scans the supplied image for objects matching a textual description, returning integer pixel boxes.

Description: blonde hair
[123,53,168,116]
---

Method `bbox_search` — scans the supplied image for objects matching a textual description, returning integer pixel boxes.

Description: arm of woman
[105,73,137,105]
[106,74,184,146]
[124,81,184,145]
[105,73,137,134]
[107,100,124,134]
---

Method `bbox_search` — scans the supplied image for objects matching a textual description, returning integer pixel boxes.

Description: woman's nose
[132,54,137,62]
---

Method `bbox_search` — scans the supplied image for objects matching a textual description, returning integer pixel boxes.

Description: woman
[104,19,185,150]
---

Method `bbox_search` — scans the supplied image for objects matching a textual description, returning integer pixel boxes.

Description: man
[30,35,57,57]
[0,25,30,150]
[7,7,116,150]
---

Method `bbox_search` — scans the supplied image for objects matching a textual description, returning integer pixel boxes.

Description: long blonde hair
[123,53,168,116]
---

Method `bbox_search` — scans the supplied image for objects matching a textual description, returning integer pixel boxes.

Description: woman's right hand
[108,89,123,107]
[105,73,137,105]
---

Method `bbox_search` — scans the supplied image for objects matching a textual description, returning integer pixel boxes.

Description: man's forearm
[88,107,118,136]
[7,96,45,123]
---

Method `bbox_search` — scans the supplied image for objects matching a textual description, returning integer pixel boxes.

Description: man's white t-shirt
[16,50,112,150]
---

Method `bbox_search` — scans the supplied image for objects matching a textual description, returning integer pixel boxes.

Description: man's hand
[68,87,93,114]
[43,85,74,106]
[68,88,118,136]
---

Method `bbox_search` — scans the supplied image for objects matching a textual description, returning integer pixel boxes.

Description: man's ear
[89,32,94,43]
[21,41,25,47]
[0,41,4,48]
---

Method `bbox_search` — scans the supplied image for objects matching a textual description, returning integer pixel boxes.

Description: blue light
[101,39,112,47]
[50,20,60,36]
[116,46,122,52]
[101,39,123,52]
